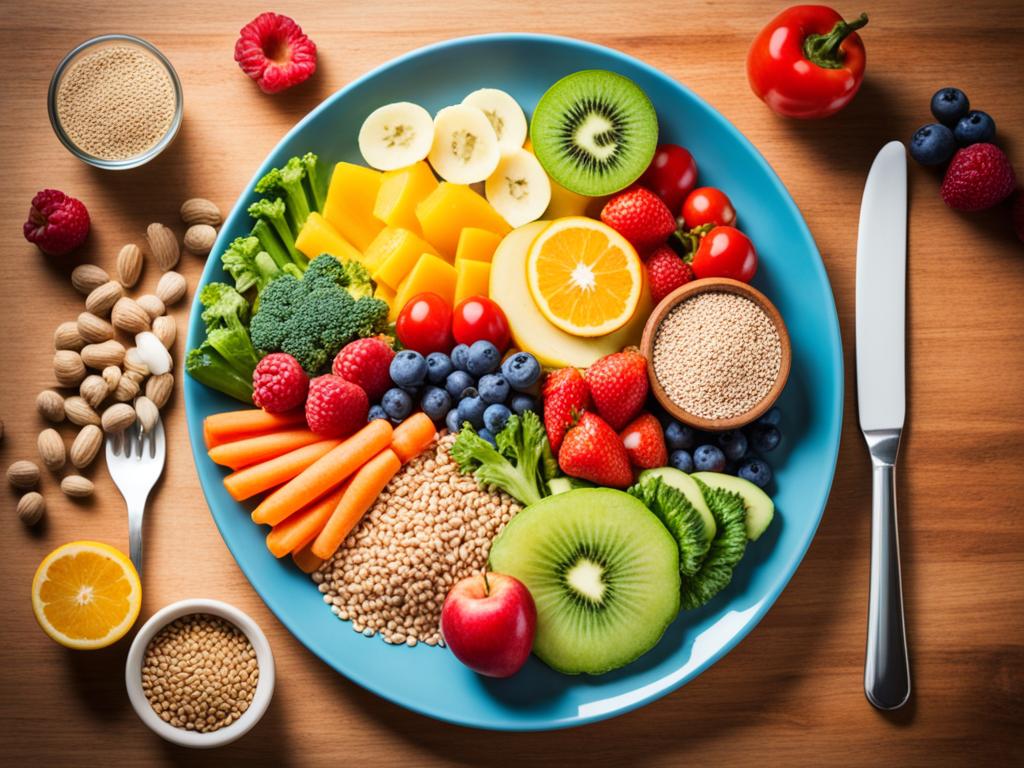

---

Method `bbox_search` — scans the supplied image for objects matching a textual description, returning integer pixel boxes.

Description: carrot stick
[251,420,394,526]
[203,408,306,448]
[223,440,340,501]
[209,429,322,470]
[391,413,438,464]
[312,448,401,560]
[265,484,347,558]
[292,543,325,574]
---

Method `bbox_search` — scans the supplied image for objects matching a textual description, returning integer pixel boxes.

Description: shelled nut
[146,373,174,409]
[137,294,165,320]
[102,403,136,433]
[80,375,109,409]
[85,280,123,316]
[184,224,217,256]
[70,424,103,469]
[156,271,186,305]
[54,321,85,351]
[77,312,115,344]
[36,390,66,423]
[146,223,179,271]
[102,366,122,392]
[37,429,65,471]
[114,375,140,402]
[71,264,109,295]
[81,340,125,369]
[152,316,176,348]
[18,492,45,526]
[61,475,94,498]
[64,396,101,427]
[116,243,143,287]
[124,348,150,377]
[180,198,222,226]
[135,396,159,433]
[54,350,86,387]
[7,460,40,490]
[112,297,150,334]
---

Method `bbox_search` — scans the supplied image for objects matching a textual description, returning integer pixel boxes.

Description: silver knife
[856,140,911,710]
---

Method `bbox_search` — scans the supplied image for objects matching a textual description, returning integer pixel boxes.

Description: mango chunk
[454,258,491,304]
[367,228,440,290]
[415,183,511,260]
[455,227,503,264]
[323,162,385,251]
[394,254,458,312]
[374,161,438,235]
[295,212,363,263]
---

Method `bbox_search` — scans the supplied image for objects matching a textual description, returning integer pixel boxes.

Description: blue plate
[185,33,843,731]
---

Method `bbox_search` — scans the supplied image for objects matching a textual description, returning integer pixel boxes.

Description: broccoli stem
[251,219,293,271]
[186,347,254,404]
[302,153,327,212]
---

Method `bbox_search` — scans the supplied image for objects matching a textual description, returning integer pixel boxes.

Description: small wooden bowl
[640,278,791,432]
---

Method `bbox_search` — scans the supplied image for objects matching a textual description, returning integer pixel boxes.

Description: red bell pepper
[747,6,868,119]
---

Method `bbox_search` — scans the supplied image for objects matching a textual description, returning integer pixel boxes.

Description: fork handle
[128,499,145,577]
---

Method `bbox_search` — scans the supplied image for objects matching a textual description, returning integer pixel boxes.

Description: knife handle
[864,431,911,710]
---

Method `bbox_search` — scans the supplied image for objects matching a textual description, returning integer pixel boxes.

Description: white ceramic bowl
[125,598,275,748]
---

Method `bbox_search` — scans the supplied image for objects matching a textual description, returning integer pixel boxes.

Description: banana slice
[462,88,528,156]
[358,102,434,171]
[485,148,552,227]
[428,104,501,184]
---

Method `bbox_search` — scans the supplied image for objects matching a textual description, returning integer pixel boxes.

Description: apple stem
[482,571,490,596]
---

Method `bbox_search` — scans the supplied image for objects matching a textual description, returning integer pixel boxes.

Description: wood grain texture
[1,1,1022,764]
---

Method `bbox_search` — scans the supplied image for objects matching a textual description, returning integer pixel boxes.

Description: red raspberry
[332,338,395,402]
[941,143,1016,212]
[600,186,677,253]
[646,245,695,303]
[305,375,368,438]
[23,189,90,257]
[1012,190,1024,243]
[234,12,317,94]
[252,353,309,413]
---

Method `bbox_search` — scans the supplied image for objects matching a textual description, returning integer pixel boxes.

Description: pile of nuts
[7,199,222,526]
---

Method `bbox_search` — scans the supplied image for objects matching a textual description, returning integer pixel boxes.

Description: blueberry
[483,403,512,433]
[420,386,452,422]
[367,404,388,422]
[466,340,500,376]
[664,421,695,451]
[390,349,427,388]
[930,87,970,126]
[738,458,773,488]
[425,352,454,384]
[669,450,694,473]
[954,110,996,146]
[909,123,956,166]
[501,352,541,391]
[747,423,782,453]
[478,428,497,446]
[445,370,475,400]
[756,406,782,427]
[457,393,486,429]
[717,429,749,462]
[509,393,539,416]
[381,387,413,421]
[445,408,462,434]
[693,444,727,472]
[478,373,510,404]
[450,344,471,372]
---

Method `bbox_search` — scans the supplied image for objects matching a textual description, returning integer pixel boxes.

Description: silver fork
[106,414,166,577]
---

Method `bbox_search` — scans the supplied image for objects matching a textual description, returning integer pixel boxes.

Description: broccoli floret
[301,252,376,300]
[221,235,286,294]
[250,254,390,374]
[301,152,326,212]
[248,197,307,271]
[255,156,313,233]
[185,283,259,404]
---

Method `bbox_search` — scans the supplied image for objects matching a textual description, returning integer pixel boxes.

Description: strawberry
[941,143,1016,212]
[253,353,309,412]
[600,187,676,253]
[234,12,318,94]
[332,337,394,401]
[619,412,668,469]
[1012,190,1024,243]
[23,189,90,257]
[558,412,634,488]
[584,349,649,431]
[646,245,696,303]
[541,367,591,454]
[305,374,368,438]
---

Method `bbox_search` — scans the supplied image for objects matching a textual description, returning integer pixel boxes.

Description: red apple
[440,572,536,678]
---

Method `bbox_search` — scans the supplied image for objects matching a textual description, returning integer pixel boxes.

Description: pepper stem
[803,12,868,69]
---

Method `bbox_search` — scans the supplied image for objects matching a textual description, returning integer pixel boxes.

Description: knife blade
[856,140,911,711]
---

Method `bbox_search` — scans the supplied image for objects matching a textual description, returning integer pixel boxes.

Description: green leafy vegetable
[220,235,301,295]
[255,155,316,233]
[248,197,307,270]
[185,283,259,403]
[680,480,748,610]
[629,476,711,577]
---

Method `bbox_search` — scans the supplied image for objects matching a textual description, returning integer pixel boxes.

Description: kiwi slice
[628,477,711,577]
[488,488,680,675]
[530,70,658,196]
[680,480,748,610]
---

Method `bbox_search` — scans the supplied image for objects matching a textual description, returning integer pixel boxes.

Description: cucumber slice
[692,471,775,541]
[638,467,716,542]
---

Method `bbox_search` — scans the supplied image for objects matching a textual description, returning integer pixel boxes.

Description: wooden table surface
[1,1,1021,764]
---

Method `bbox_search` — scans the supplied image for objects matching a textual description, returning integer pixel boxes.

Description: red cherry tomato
[395,292,453,354]
[682,187,736,229]
[639,144,698,212]
[691,226,758,282]
[452,296,511,351]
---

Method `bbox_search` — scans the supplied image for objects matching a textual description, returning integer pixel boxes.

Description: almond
[7,460,40,490]
[77,311,114,343]
[117,243,144,287]
[102,402,137,433]
[135,396,160,433]
[137,294,166,320]
[114,374,140,402]
[70,424,103,469]
[81,340,125,369]
[54,321,85,351]
[17,492,45,526]
[146,372,174,409]
[64,395,101,427]
[71,264,109,295]
[61,475,95,498]
[36,390,66,423]
[184,224,217,256]
[180,198,222,227]
[124,369,146,385]
[146,222,180,271]
[152,315,176,348]
[85,280,124,316]
[112,297,150,333]
[54,350,86,386]
[124,348,150,377]
[38,428,65,471]
[156,271,187,305]
[80,375,109,408]
[102,365,122,392]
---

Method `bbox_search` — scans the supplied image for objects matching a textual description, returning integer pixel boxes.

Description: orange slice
[31,541,141,650]
[526,217,643,337]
